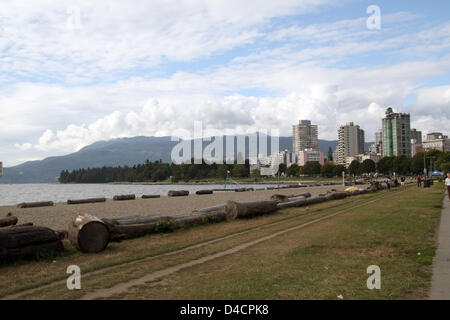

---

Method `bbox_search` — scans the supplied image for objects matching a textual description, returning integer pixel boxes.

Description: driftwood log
[67,198,106,205]
[196,190,213,195]
[68,213,110,253]
[276,197,307,209]
[104,209,228,241]
[113,194,136,201]
[0,214,18,227]
[193,204,226,213]
[168,190,189,197]
[0,226,63,262]
[224,200,278,219]
[142,195,160,199]
[104,215,165,226]
[17,201,54,208]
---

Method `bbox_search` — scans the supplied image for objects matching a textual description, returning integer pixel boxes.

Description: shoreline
[0,184,360,230]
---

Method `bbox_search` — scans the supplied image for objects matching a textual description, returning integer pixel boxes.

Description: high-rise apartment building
[410,129,422,145]
[369,130,383,156]
[292,120,318,153]
[334,122,365,165]
[410,128,422,157]
[382,107,411,157]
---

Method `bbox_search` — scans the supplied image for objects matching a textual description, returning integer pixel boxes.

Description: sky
[0,0,449,166]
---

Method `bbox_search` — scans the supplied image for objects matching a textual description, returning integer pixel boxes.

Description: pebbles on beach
[0,185,357,230]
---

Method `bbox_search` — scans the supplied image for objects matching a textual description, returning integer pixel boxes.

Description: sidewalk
[430,188,450,299]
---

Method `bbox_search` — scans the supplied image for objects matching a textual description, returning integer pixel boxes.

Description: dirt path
[430,188,450,299]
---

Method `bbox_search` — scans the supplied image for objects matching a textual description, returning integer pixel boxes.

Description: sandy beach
[0,184,358,230]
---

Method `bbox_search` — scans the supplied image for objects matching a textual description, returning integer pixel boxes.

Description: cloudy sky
[0,0,449,166]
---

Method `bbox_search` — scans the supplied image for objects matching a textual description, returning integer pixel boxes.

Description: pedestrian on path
[446,173,450,201]
[386,177,391,190]
[417,175,422,187]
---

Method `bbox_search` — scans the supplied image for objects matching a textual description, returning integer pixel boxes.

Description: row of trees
[59,151,450,183]
[278,150,450,178]
[59,159,251,183]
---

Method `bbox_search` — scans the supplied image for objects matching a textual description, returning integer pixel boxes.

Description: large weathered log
[68,213,110,253]
[305,196,327,205]
[168,190,189,197]
[0,225,63,262]
[67,198,106,205]
[277,197,308,209]
[224,200,278,219]
[108,222,160,241]
[113,194,136,201]
[0,225,60,249]
[106,215,165,226]
[17,201,54,208]
[171,211,227,229]
[107,216,174,240]
[1,240,63,262]
[193,204,226,213]
[325,192,348,201]
[0,215,18,228]
[142,194,161,199]
[290,192,311,199]
[196,190,213,195]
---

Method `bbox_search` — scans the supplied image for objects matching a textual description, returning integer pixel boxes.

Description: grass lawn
[0,183,444,300]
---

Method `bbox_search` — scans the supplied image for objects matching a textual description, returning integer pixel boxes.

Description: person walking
[386,177,391,190]
[417,175,422,187]
[446,173,450,201]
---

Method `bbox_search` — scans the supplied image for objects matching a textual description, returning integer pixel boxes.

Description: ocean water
[0,183,281,206]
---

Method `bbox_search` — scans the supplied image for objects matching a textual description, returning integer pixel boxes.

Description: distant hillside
[1,135,372,183]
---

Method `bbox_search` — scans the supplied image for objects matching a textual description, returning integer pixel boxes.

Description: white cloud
[2,2,450,166]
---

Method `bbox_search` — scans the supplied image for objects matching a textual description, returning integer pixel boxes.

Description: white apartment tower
[335,122,365,165]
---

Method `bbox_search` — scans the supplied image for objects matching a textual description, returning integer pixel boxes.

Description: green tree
[441,162,450,175]
[393,155,410,175]
[377,156,394,175]
[300,161,321,175]
[321,162,335,178]
[348,160,360,176]
[410,152,425,174]
[286,163,300,177]
[360,159,376,174]
[278,163,287,175]
[333,165,346,177]
[250,169,261,179]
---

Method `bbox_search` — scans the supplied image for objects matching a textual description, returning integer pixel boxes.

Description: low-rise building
[297,149,324,166]
[423,132,450,152]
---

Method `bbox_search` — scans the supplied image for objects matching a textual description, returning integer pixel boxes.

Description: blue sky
[0,0,449,166]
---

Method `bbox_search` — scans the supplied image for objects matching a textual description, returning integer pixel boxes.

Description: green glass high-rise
[382,107,411,157]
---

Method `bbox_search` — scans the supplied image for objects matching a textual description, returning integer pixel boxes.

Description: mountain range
[1,135,372,183]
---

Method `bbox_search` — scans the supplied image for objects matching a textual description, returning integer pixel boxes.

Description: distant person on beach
[417,175,422,187]
[446,174,450,201]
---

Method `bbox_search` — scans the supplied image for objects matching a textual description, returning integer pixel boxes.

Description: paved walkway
[430,188,450,299]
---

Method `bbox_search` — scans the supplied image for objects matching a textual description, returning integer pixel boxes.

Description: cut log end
[68,214,110,253]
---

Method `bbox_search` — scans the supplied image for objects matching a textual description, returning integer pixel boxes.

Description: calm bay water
[0,183,281,206]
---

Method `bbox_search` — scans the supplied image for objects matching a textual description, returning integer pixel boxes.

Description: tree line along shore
[58,150,450,184]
